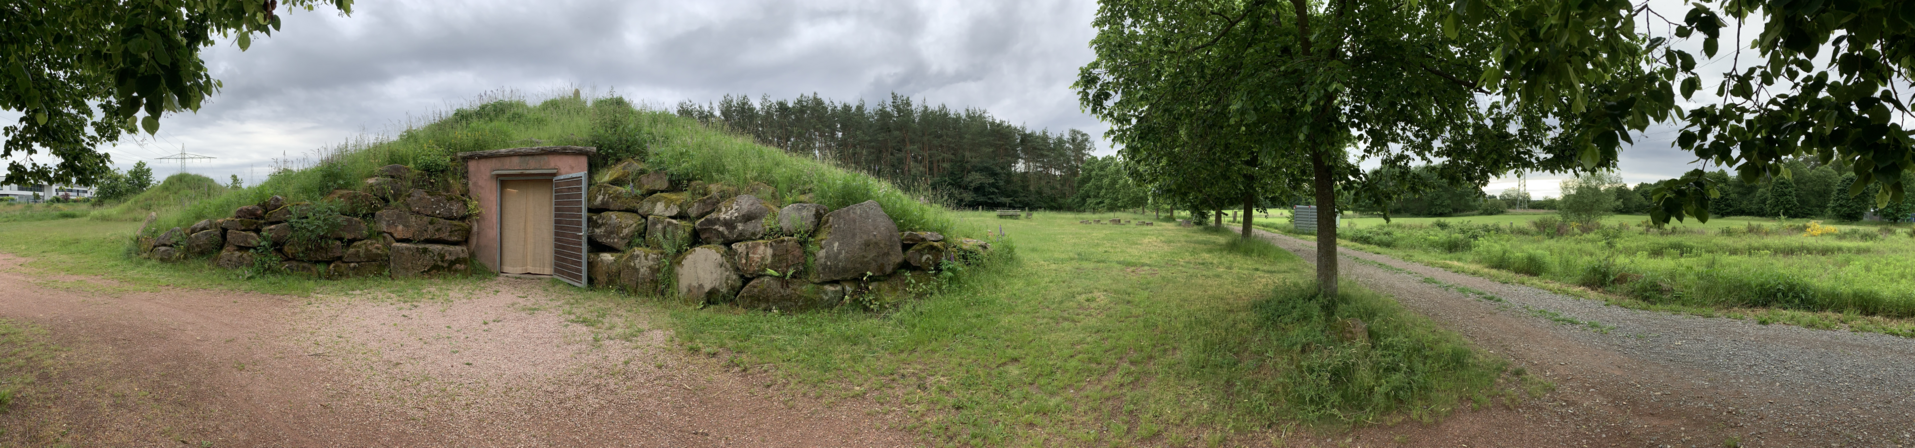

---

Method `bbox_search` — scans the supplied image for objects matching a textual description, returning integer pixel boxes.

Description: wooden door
[552,173,588,287]
[500,179,555,275]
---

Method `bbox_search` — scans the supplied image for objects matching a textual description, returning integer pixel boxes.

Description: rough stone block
[227,230,263,248]
[732,237,805,278]
[405,189,469,220]
[674,245,741,305]
[390,243,470,278]
[809,200,903,282]
[694,194,776,245]
[589,212,645,250]
[778,203,826,236]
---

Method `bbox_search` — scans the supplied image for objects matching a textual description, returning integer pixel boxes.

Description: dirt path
[1258,230,1915,448]
[0,253,914,447]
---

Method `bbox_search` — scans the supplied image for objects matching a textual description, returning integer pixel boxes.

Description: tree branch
[1418,63,1490,94]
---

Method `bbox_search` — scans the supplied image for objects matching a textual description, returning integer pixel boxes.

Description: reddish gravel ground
[0,252,915,447]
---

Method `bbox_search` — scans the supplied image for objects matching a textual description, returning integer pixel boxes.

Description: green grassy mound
[89,173,228,222]
[145,93,962,239]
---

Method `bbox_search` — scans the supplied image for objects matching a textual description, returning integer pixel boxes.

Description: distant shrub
[1477,198,1507,215]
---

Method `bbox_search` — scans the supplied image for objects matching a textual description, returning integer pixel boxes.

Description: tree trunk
[1312,147,1338,298]
[1242,188,1254,238]
[1214,209,1222,227]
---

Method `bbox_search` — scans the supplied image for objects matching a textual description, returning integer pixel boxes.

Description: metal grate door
[552,172,588,287]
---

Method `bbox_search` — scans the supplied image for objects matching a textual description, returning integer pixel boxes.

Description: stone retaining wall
[583,159,990,310]
[138,164,476,279]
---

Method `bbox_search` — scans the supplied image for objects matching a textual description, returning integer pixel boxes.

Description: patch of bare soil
[1258,230,1915,448]
[0,252,914,447]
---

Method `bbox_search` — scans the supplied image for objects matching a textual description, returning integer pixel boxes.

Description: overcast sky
[21,0,1772,198]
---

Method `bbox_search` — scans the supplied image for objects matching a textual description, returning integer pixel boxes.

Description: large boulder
[809,200,903,282]
[221,218,261,232]
[588,212,645,250]
[328,261,388,279]
[263,223,293,245]
[694,195,777,245]
[234,205,265,220]
[900,231,944,246]
[732,237,805,278]
[674,245,742,305]
[149,246,181,262]
[638,192,690,219]
[903,242,952,270]
[330,216,370,240]
[376,210,470,243]
[282,239,345,262]
[184,229,224,256]
[734,277,845,312]
[636,170,672,193]
[588,252,621,288]
[188,219,216,236]
[215,247,255,270]
[405,189,469,220]
[645,215,694,252]
[156,227,185,247]
[342,237,391,263]
[326,190,383,217]
[615,248,667,295]
[390,243,470,278]
[587,184,644,212]
[364,177,406,201]
[778,203,826,236]
[226,230,263,249]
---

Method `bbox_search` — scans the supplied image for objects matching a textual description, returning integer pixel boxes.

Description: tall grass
[144,90,963,238]
[1336,220,1915,318]
[88,173,228,222]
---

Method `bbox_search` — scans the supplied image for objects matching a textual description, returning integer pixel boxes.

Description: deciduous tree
[3,0,355,188]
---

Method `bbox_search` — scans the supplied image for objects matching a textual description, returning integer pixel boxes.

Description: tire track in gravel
[1256,229,1915,448]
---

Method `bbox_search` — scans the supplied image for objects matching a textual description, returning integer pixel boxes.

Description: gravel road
[1257,229,1915,448]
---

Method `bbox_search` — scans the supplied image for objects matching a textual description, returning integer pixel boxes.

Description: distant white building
[0,184,92,202]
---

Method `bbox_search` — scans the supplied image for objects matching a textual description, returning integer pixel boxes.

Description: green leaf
[141,115,159,134]
[1703,37,1718,58]
[1579,144,1600,169]
[1443,13,1458,40]
[1681,77,1700,99]
[33,112,47,125]
[238,33,251,51]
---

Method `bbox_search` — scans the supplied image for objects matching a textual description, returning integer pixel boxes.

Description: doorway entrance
[499,179,554,275]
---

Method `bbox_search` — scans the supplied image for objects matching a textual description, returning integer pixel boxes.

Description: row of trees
[675,93,1093,210]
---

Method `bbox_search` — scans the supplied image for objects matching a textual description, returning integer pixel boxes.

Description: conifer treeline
[674,93,1093,209]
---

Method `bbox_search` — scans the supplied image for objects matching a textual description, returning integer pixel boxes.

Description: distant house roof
[456,146,597,161]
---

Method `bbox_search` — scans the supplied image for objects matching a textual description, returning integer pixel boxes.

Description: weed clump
[1254,281,1503,421]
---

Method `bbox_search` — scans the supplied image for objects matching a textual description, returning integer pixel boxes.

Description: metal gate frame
[552,172,588,287]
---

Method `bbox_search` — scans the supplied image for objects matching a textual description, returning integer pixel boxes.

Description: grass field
[0,208,1528,445]
[664,211,1525,446]
[1255,212,1915,337]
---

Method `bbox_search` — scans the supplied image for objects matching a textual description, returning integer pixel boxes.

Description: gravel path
[0,253,914,447]
[1257,230,1915,448]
